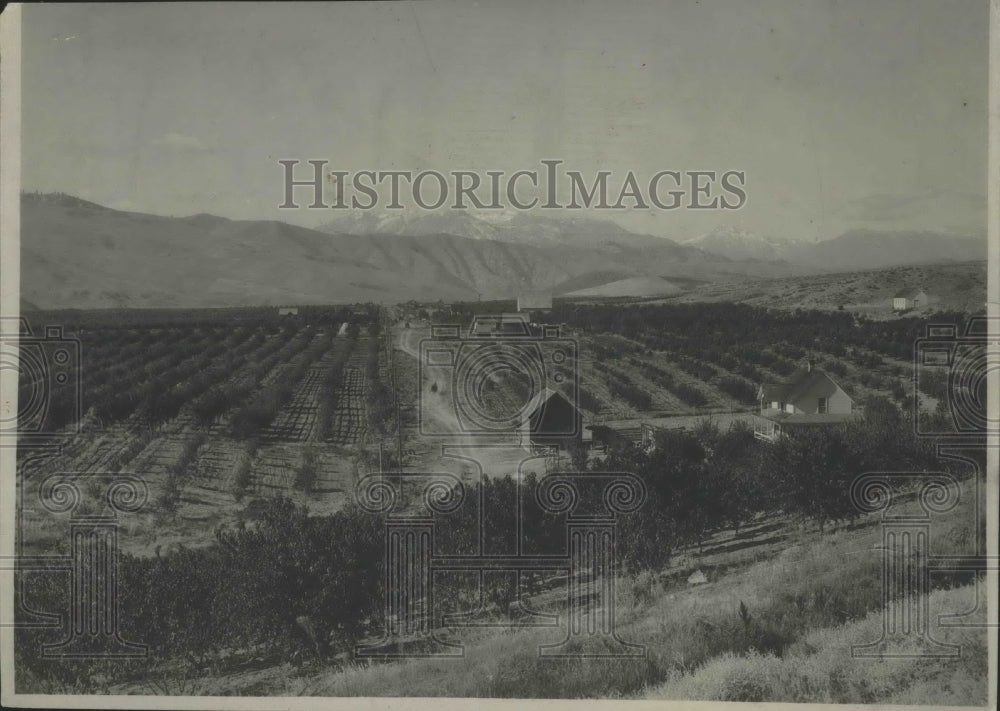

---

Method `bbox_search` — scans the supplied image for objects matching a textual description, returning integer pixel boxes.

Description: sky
[21,0,989,242]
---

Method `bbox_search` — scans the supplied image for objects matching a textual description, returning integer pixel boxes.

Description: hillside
[324,213,987,271]
[565,275,683,298]
[323,210,701,254]
[21,193,788,309]
[787,229,987,271]
[19,193,986,309]
[109,477,985,703]
[671,261,988,316]
[682,225,985,270]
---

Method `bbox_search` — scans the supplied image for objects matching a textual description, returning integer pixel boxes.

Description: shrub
[673,382,708,407]
[230,449,253,502]
[294,447,319,491]
[717,375,757,405]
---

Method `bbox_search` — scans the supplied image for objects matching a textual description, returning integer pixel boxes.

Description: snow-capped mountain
[318,210,755,278]
[320,210,682,252]
[23,193,982,309]
[682,226,814,262]
[22,194,793,309]
[321,210,507,242]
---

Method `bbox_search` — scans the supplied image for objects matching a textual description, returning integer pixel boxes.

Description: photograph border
[1,2,997,709]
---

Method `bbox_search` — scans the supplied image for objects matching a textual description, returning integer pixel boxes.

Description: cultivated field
[17,308,392,556]
[13,299,988,701]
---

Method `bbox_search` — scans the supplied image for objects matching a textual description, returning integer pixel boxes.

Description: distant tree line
[555,302,981,373]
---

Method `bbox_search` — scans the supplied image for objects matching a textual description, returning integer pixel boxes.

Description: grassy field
[646,583,986,705]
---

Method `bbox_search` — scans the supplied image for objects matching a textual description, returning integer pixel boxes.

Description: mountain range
[18,192,986,309]
[682,224,985,269]
[681,225,814,262]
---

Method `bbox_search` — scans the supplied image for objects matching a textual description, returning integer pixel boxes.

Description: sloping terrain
[565,275,683,298]
[21,193,790,309]
[787,229,986,271]
[683,225,986,270]
[671,261,987,316]
[107,476,985,703]
[19,192,985,310]
[325,212,987,272]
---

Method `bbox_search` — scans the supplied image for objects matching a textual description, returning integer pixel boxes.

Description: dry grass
[645,583,987,705]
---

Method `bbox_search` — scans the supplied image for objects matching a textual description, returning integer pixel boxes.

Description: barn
[518,388,581,451]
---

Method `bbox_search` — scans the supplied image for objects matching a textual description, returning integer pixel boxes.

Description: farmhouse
[277,306,299,316]
[518,388,581,451]
[892,288,929,312]
[469,312,531,338]
[754,364,855,441]
[517,292,553,320]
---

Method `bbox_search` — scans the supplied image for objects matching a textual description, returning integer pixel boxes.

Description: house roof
[759,382,793,402]
[759,368,852,406]
[893,288,927,299]
[521,387,575,419]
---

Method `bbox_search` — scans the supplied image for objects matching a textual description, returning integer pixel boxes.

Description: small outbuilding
[892,289,929,312]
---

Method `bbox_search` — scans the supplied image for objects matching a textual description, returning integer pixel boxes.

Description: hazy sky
[22,0,988,241]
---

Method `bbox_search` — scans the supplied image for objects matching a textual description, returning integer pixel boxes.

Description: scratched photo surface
[4,1,994,707]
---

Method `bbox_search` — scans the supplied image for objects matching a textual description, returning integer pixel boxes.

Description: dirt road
[395,324,549,481]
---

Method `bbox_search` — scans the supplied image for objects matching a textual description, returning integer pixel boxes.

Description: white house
[278,306,299,316]
[754,364,855,441]
[892,289,929,312]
